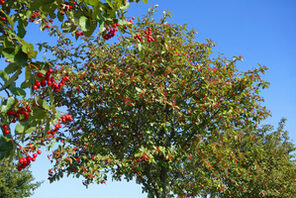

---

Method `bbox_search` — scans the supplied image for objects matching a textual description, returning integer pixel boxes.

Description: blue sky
[4,0,296,197]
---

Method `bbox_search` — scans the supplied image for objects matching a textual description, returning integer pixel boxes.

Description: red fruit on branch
[2,124,8,130]
[37,72,43,78]
[4,129,10,134]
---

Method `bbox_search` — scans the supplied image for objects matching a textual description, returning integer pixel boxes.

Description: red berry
[32,85,38,90]
[33,153,37,158]
[75,31,80,36]
[106,27,110,31]
[132,17,135,20]
[2,124,8,130]
[4,129,9,134]
[37,150,42,155]
[19,158,24,164]
[48,68,53,73]
[60,11,64,15]
[41,79,46,86]
[1,17,6,21]
[35,81,41,87]
[37,72,43,78]
[26,156,32,161]
[32,157,36,161]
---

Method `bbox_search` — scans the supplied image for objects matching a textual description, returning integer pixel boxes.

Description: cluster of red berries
[136,153,150,162]
[102,17,135,40]
[103,23,119,40]
[46,114,72,136]
[59,1,76,15]
[6,104,32,125]
[32,68,69,93]
[61,114,73,122]
[0,0,5,5]
[134,27,154,42]
[29,12,41,22]
[144,27,154,42]
[1,124,9,134]
[17,150,42,171]
[75,31,84,36]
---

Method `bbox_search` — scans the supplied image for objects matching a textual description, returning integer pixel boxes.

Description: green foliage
[0,0,145,172]
[0,158,41,198]
[34,7,294,198]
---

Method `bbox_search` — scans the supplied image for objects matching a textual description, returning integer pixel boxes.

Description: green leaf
[119,1,130,9]
[39,99,50,110]
[14,48,29,65]
[31,108,47,120]
[8,85,26,97]
[25,126,36,134]
[0,70,22,91]
[83,0,100,7]
[0,97,16,113]
[4,63,21,74]
[17,19,27,38]
[99,21,105,32]
[79,16,90,32]
[0,70,9,82]
[2,47,18,61]
[15,124,25,134]
[25,66,31,82]
[20,42,37,59]
[0,136,14,160]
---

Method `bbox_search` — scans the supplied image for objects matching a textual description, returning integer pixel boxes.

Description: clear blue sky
[14,0,296,197]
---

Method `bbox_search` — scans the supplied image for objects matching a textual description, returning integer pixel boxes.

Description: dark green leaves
[0,136,14,160]
[4,63,22,74]
[17,19,27,38]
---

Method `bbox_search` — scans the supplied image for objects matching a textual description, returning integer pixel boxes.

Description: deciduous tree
[36,7,277,197]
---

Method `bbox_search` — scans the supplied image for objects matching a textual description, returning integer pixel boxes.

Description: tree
[0,0,146,163]
[183,118,296,198]
[33,7,281,197]
[0,158,41,198]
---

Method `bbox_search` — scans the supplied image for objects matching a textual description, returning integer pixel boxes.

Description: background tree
[0,158,41,198]
[34,7,275,197]
[180,118,296,198]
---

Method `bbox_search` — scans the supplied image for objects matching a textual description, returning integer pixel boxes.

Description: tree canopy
[1,2,296,197]
[29,7,295,197]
